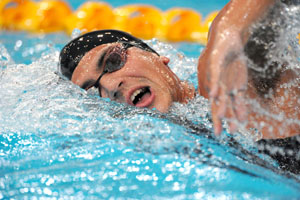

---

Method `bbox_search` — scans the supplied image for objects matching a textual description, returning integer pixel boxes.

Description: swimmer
[59,0,299,141]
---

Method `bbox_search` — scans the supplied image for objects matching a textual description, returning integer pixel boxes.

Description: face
[71,43,192,112]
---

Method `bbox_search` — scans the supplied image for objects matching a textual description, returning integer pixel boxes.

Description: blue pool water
[1,0,300,199]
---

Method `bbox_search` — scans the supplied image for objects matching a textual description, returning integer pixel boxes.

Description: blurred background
[0,0,230,62]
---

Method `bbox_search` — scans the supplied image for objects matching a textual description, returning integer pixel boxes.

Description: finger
[223,57,248,125]
[226,94,238,133]
[201,75,211,99]
[227,88,249,133]
[208,38,237,95]
[233,90,248,122]
[207,57,222,98]
[211,98,223,136]
[216,85,227,118]
[209,83,219,98]
[197,48,212,98]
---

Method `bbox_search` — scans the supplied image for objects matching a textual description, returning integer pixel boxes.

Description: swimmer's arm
[207,0,275,44]
[197,0,275,135]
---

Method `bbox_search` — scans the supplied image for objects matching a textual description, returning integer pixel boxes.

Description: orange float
[1,0,72,33]
[35,0,72,33]
[64,2,114,35]
[0,0,13,27]
[194,11,219,45]
[113,5,162,40]
[1,0,38,31]
[162,8,202,42]
[0,0,219,44]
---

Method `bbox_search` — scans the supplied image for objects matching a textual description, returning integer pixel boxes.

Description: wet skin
[198,0,300,139]
[71,43,195,113]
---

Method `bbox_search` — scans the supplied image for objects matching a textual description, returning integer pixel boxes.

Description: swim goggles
[92,42,134,96]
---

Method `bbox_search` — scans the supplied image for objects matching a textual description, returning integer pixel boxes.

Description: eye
[105,52,125,72]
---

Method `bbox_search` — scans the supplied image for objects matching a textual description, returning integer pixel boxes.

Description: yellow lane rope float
[0,0,219,44]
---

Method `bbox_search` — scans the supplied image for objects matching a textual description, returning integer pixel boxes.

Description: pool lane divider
[0,0,219,44]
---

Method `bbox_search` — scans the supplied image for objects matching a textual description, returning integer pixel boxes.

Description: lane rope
[0,0,219,44]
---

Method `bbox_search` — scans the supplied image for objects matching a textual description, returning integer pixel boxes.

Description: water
[243,1,300,139]
[1,0,300,199]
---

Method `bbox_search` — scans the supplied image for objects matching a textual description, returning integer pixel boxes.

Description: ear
[160,56,170,65]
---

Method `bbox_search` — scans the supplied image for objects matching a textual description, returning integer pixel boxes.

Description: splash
[243,1,300,135]
[0,28,300,199]
[0,43,13,68]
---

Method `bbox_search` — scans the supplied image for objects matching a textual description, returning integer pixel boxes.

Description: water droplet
[14,40,23,51]
[0,55,8,62]
[71,28,82,39]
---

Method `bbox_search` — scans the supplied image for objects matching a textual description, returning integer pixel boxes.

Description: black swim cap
[59,29,159,80]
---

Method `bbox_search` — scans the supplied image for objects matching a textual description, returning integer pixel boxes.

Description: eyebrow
[97,47,110,70]
[81,47,111,89]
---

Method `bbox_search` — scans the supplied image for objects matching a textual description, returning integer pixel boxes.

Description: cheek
[71,71,84,85]
[141,58,172,84]
[145,60,176,88]
[126,53,176,91]
[153,95,172,113]
[151,86,173,112]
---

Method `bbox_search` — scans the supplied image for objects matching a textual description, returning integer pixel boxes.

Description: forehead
[79,44,110,66]
[71,44,110,88]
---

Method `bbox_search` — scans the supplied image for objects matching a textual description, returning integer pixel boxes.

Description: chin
[152,102,171,113]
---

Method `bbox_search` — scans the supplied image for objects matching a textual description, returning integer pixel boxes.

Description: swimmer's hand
[198,28,248,135]
[197,0,275,135]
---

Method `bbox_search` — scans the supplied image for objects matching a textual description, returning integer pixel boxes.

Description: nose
[99,74,124,101]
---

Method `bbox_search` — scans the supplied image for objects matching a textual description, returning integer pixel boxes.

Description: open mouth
[130,86,153,107]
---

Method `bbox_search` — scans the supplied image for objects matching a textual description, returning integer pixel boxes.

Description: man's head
[59,29,194,112]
